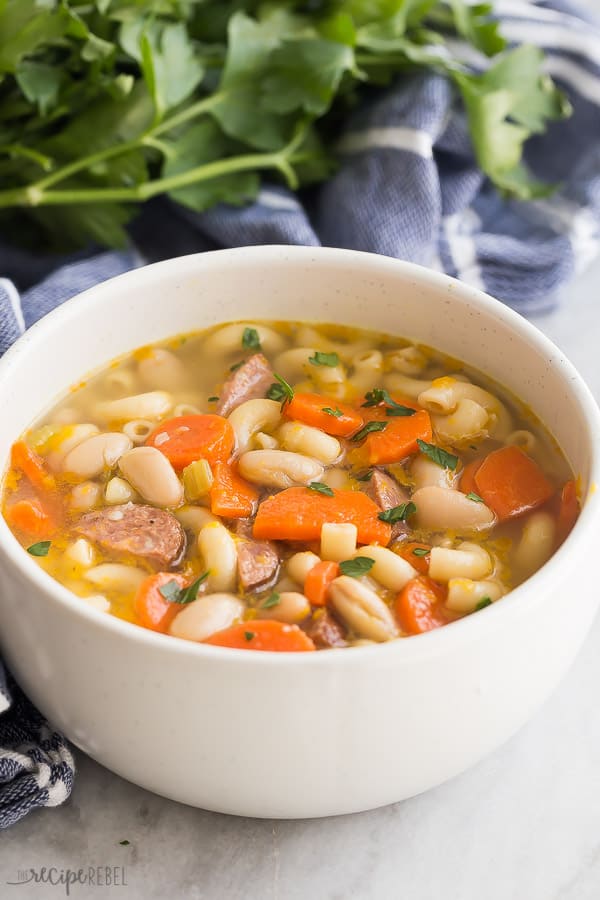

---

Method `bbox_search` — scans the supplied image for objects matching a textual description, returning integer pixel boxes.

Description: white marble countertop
[1,256,600,900]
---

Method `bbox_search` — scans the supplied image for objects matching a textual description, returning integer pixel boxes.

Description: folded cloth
[0,0,598,828]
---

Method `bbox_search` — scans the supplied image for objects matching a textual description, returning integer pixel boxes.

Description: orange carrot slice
[397,542,431,575]
[203,620,316,651]
[557,479,580,544]
[395,575,449,635]
[361,409,433,465]
[284,393,364,437]
[6,498,58,538]
[11,441,54,491]
[134,572,188,633]
[146,415,234,470]
[210,461,259,519]
[474,445,553,521]
[304,560,340,606]
[459,458,483,496]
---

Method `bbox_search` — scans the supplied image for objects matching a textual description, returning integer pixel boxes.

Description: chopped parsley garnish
[242,327,261,350]
[475,597,492,611]
[26,541,51,557]
[244,631,255,641]
[466,491,484,503]
[261,592,281,609]
[355,469,374,482]
[351,420,388,442]
[229,360,244,373]
[339,557,375,577]
[416,439,458,471]
[208,396,219,403]
[362,388,416,416]
[308,351,339,367]
[266,373,294,406]
[322,407,343,418]
[412,547,429,557]
[119,840,130,846]
[378,501,417,523]
[159,572,209,604]
[308,482,334,497]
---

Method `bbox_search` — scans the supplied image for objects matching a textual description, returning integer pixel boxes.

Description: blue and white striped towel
[0,0,598,828]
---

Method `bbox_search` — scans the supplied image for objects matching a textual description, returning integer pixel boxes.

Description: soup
[2,321,579,651]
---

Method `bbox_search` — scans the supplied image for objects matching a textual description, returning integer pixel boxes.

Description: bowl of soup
[0,246,598,818]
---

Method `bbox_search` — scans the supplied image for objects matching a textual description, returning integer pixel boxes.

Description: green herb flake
[355,469,374,482]
[339,556,375,578]
[412,547,429,557]
[378,501,417,523]
[466,491,484,503]
[416,439,459,471]
[261,592,280,609]
[475,597,492,611]
[119,840,130,846]
[308,482,334,497]
[362,388,416,416]
[26,541,51,557]
[322,407,343,418]
[208,396,219,403]
[242,327,261,350]
[230,360,244,373]
[244,631,255,642]
[159,572,209,605]
[351,420,388,443]
[158,579,181,602]
[308,351,339,367]
[266,374,294,407]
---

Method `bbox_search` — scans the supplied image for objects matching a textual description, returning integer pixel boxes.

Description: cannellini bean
[278,421,341,465]
[176,505,218,533]
[197,521,237,592]
[446,578,504,613]
[429,542,492,582]
[70,480,102,511]
[85,563,147,593]
[321,523,357,562]
[203,323,287,357]
[169,593,244,641]
[413,485,495,533]
[95,391,172,423]
[228,399,282,453]
[238,450,324,489]
[256,591,310,624]
[354,546,416,592]
[138,348,186,391]
[254,431,279,450]
[105,476,137,505]
[64,538,95,569]
[410,455,457,490]
[62,432,133,479]
[46,424,100,471]
[328,575,399,642]
[286,551,321,585]
[514,510,556,578]
[118,446,183,508]
[81,594,111,612]
[122,419,155,445]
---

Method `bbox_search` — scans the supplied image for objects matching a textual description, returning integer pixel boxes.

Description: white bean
[429,542,492,582]
[238,450,324,489]
[138,348,186,391]
[413,485,495,533]
[446,578,504,613]
[329,575,399,642]
[85,563,147,593]
[81,594,111,612]
[256,591,310,624]
[169,593,244,641]
[105,476,137,505]
[354,546,417,592]
[254,431,279,450]
[197,521,237,592]
[118,446,184,508]
[46,424,100,471]
[64,538,95,569]
[95,391,172,423]
[286,551,321,585]
[228,399,282,453]
[514,510,556,578]
[62,432,133,479]
[176,505,218,533]
[70,480,102,511]
[278,421,341,465]
[410,455,457,490]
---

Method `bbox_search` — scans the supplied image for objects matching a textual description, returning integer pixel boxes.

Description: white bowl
[0,246,599,818]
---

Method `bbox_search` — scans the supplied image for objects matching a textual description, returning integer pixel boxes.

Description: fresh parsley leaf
[244,630,255,641]
[242,326,261,350]
[261,592,280,609]
[355,469,373,482]
[475,597,492,611]
[26,540,51,557]
[308,482,334,496]
[378,502,417,523]
[119,840,130,846]
[351,420,387,442]
[412,547,429,557]
[309,351,339,367]
[322,406,343,417]
[386,406,416,417]
[466,491,484,503]
[208,396,219,402]
[339,556,375,577]
[266,373,294,406]
[416,439,458,471]
[159,573,209,605]
[230,360,244,372]
[362,388,415,416]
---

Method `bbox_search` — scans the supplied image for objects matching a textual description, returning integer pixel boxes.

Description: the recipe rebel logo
[6,866,128,895]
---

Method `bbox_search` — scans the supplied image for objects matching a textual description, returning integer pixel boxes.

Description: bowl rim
[1,244,599,666]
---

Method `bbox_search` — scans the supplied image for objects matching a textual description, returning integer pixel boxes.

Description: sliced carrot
[396,542,431,575]
[5,497,58,538]
[362,409,432,465]
[146,415,234,470]
[474,445,553,521]
[253,486,391,545]
[284,392,364,437]
[11,441,54,491]
[460,458,483,496]
[395,575,449,635]
[210,460,259,519]
[203,620,316,652]
[557,479,580,544]
[134,572,187,633]
[304,560,340,606]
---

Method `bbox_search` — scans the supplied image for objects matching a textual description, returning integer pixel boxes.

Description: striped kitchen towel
[0,0,598,827]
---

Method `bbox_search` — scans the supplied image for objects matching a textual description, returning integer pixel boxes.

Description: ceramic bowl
[0,246,599,818]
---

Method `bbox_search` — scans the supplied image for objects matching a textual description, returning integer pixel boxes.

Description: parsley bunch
[0,0,570,249]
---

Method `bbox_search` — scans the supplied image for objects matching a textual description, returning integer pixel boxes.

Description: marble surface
[1,257,600,900]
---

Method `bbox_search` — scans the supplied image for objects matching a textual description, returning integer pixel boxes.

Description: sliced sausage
[362,469,411,540]
[306,610,348,649]
[237,540,280,593]
[75,503,186,569]
[216,353,274,417]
